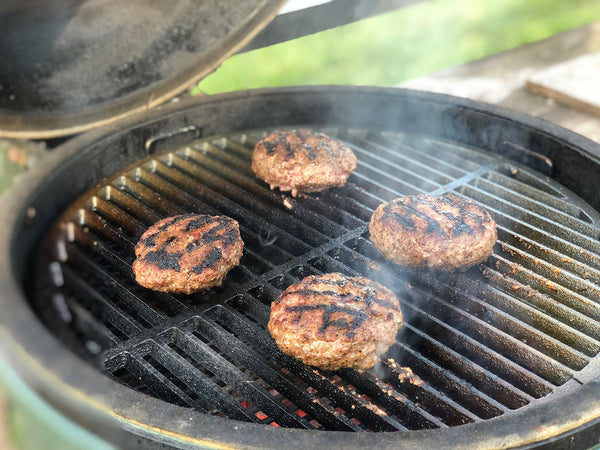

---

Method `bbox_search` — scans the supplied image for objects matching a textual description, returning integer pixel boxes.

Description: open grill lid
[0,0,286,139]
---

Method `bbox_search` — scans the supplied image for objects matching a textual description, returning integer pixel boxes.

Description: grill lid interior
[0,0,286,139]
[28,124,600,433]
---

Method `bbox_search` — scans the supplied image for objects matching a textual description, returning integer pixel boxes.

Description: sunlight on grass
[194,0,600,95]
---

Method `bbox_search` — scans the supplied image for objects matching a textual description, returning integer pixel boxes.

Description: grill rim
[2,86,600,448]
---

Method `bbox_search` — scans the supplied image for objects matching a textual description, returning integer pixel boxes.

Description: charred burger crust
[369,193,497,270]
[133,214,244,294]
[251,129,358,194]
[268,273,403,370]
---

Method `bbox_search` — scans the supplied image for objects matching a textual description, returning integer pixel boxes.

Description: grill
[30,126,600,431]
[3,87,600,448]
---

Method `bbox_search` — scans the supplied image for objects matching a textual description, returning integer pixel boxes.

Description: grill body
[2,86,600,448]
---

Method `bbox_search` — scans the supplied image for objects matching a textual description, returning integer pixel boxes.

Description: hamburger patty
[369,193,497,270]
[251,129,357,197]
[133,214,244,294]
[268,273,403,370]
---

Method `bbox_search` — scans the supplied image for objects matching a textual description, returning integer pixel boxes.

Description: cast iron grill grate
[29,127,600,431]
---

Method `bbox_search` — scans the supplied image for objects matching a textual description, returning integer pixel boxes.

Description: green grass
[0,141,24,195]
[194,0,600,95]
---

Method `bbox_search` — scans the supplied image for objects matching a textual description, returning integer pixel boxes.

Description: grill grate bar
[482,171,595,223]
[416,278,590,372]
[348,163,426,199]
[100,186,163,226]
[447,274,595,363]
[163,154,333,244]
[299,189,373,223]
[497,220,600,275]
[166,331,342,431]
[62,298,120,348]
[403,300,569,388]
[493,164,566,197]
[386,342,509,419]
[413,269,592,367]
[203,306,411,431]
[173,317,362,430]
[62,264,143,337]
[153,332,313,428]
[147,158,311,255]
[244,278,528,417]
[200,141,255,176]
[471,176,600,235]
[417,287,579,378]
[496,240,600,307]
[114,176,187,217]
[460,186,600,252]
[183,147,363,232]
[411,136,499,166]
[230,292,474,428]
[88,198,144,242]
[483,259,600,338]
[65,243,166,327]
[376,136,489,173]
[453,273,600,357]
[428,166,497,197]
[343,133,457,186]
[79,211,136,256]
[70,225,188,317]
[490,252,600,320]
[130,351,199,408]
[148,340,263,423]
[338,364,478,426]
[320,243,565,390]
[78,209,136,254]
[401,323,548,401]
[366,133,473,178]
[214,138,257,165]
[496,227,600,287]
[348,147,443,193]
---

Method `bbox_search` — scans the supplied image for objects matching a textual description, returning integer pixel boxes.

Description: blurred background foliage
[194,0,600,94]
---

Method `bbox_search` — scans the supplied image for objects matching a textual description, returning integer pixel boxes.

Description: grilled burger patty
[369,193,497,270]
[133,214,244,294]
[268,273,403,370]
[251,129,357,196]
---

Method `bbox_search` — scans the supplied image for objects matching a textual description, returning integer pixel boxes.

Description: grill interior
[28,126,600,432]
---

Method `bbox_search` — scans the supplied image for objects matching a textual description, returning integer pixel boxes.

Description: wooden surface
[400,22,600,143]
[526,51,600,118]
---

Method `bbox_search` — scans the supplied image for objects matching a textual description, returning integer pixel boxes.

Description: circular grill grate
[28,127,600,432]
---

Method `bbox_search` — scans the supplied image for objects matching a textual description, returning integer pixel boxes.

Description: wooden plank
[526,52,600,118]
[399,22,600,143]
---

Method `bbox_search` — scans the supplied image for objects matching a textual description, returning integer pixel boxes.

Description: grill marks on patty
[381,194,489,237]
[251,129,358,195]
[268,273,403,370]
[285,304,368,339]
[370,193,497,271]
[277,276,399,311]
[132,214,244,294]
[140,215,234,273]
